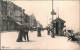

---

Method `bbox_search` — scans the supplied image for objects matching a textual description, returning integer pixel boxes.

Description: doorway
[56,22,59,35]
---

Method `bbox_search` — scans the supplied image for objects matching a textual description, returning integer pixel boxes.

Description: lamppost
[51,0,56,38]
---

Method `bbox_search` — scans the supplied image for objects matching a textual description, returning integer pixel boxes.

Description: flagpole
[79,2,80,34]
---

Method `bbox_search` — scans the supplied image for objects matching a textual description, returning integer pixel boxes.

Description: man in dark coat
[17,25,29,42]
[51,28,55,38]
[37,27,41,37]
[47,26,50,35]
[17,25,24,42]
[23,26,29,41]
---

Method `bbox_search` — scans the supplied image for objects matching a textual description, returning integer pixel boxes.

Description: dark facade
[0,1,2,31]
[0,1,15,31]
[52,17,66,36]
[1,1,8,31]
[0,1,30,31]
[24,14,30,25]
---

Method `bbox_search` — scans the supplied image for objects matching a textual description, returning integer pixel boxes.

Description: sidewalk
[1,30,80,50]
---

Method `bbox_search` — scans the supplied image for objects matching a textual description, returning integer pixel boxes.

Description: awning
[16,22,22,25]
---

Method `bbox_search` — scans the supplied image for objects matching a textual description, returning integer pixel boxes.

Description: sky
[12,1,80,32]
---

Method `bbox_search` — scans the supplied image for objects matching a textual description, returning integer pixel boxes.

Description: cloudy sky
[12,1,79,32]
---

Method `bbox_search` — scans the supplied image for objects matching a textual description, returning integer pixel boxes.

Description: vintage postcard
[0,0,80,50]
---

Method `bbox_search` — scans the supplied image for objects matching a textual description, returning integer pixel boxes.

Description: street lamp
[51,0,56,38]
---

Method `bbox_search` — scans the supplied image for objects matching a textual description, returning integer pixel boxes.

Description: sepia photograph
[0,0,80,50]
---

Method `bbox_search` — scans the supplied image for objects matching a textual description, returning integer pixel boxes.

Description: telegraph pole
[51,0,56,38]
[79,2,80,34]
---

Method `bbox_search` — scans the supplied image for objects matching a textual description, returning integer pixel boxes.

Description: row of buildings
[0,0,42,31]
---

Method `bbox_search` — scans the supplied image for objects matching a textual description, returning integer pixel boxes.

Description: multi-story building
[0,0,3,31]
[6,1,27,30]
[6,1,14,31]
[1,1,8,31]
[1,1,16,31]
[0,1,30,31]
[24,13,30,26]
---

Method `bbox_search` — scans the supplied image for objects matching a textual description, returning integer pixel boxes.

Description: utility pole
[51,0,56,38]
[79,2,80,34]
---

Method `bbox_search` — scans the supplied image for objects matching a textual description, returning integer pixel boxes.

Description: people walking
[16,25,24,42]
[16,24,30,42]
[51,28,55,38]
[47,26,50,35]
[37,27,41,37]
[23,25,29,41]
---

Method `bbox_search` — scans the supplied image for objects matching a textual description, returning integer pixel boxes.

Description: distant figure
[23,26,29,41]
[16,25,23,42]
[37,27,41,37]
[47,26,50,35]
[51,28,55,38]
[64,29,68,37]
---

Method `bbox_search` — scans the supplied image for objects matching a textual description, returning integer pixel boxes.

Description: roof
[52,17,65,23]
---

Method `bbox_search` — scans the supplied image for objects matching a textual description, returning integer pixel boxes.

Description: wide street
[1,30,80,50]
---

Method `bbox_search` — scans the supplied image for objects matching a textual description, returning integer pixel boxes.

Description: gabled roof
[52,17,65,23]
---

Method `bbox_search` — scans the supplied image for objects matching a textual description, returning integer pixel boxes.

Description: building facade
[1,1,8,31]
[0,0,3,31]
[24,14,30,26]
[0,1,30,31]
[51,17,66,36]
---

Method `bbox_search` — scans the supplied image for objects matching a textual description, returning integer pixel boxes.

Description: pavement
[1,30,80,50]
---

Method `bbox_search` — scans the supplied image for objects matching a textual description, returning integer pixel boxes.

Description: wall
[0,2,2,31]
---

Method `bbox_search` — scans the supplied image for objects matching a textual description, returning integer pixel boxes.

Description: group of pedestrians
[37,26,55,38]
[16,25,55,42]
[16,25,29,42]
[47,26,55,38]
[16,26,42,42]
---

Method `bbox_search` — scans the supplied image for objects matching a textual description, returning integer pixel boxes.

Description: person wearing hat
[16,23,29,42]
